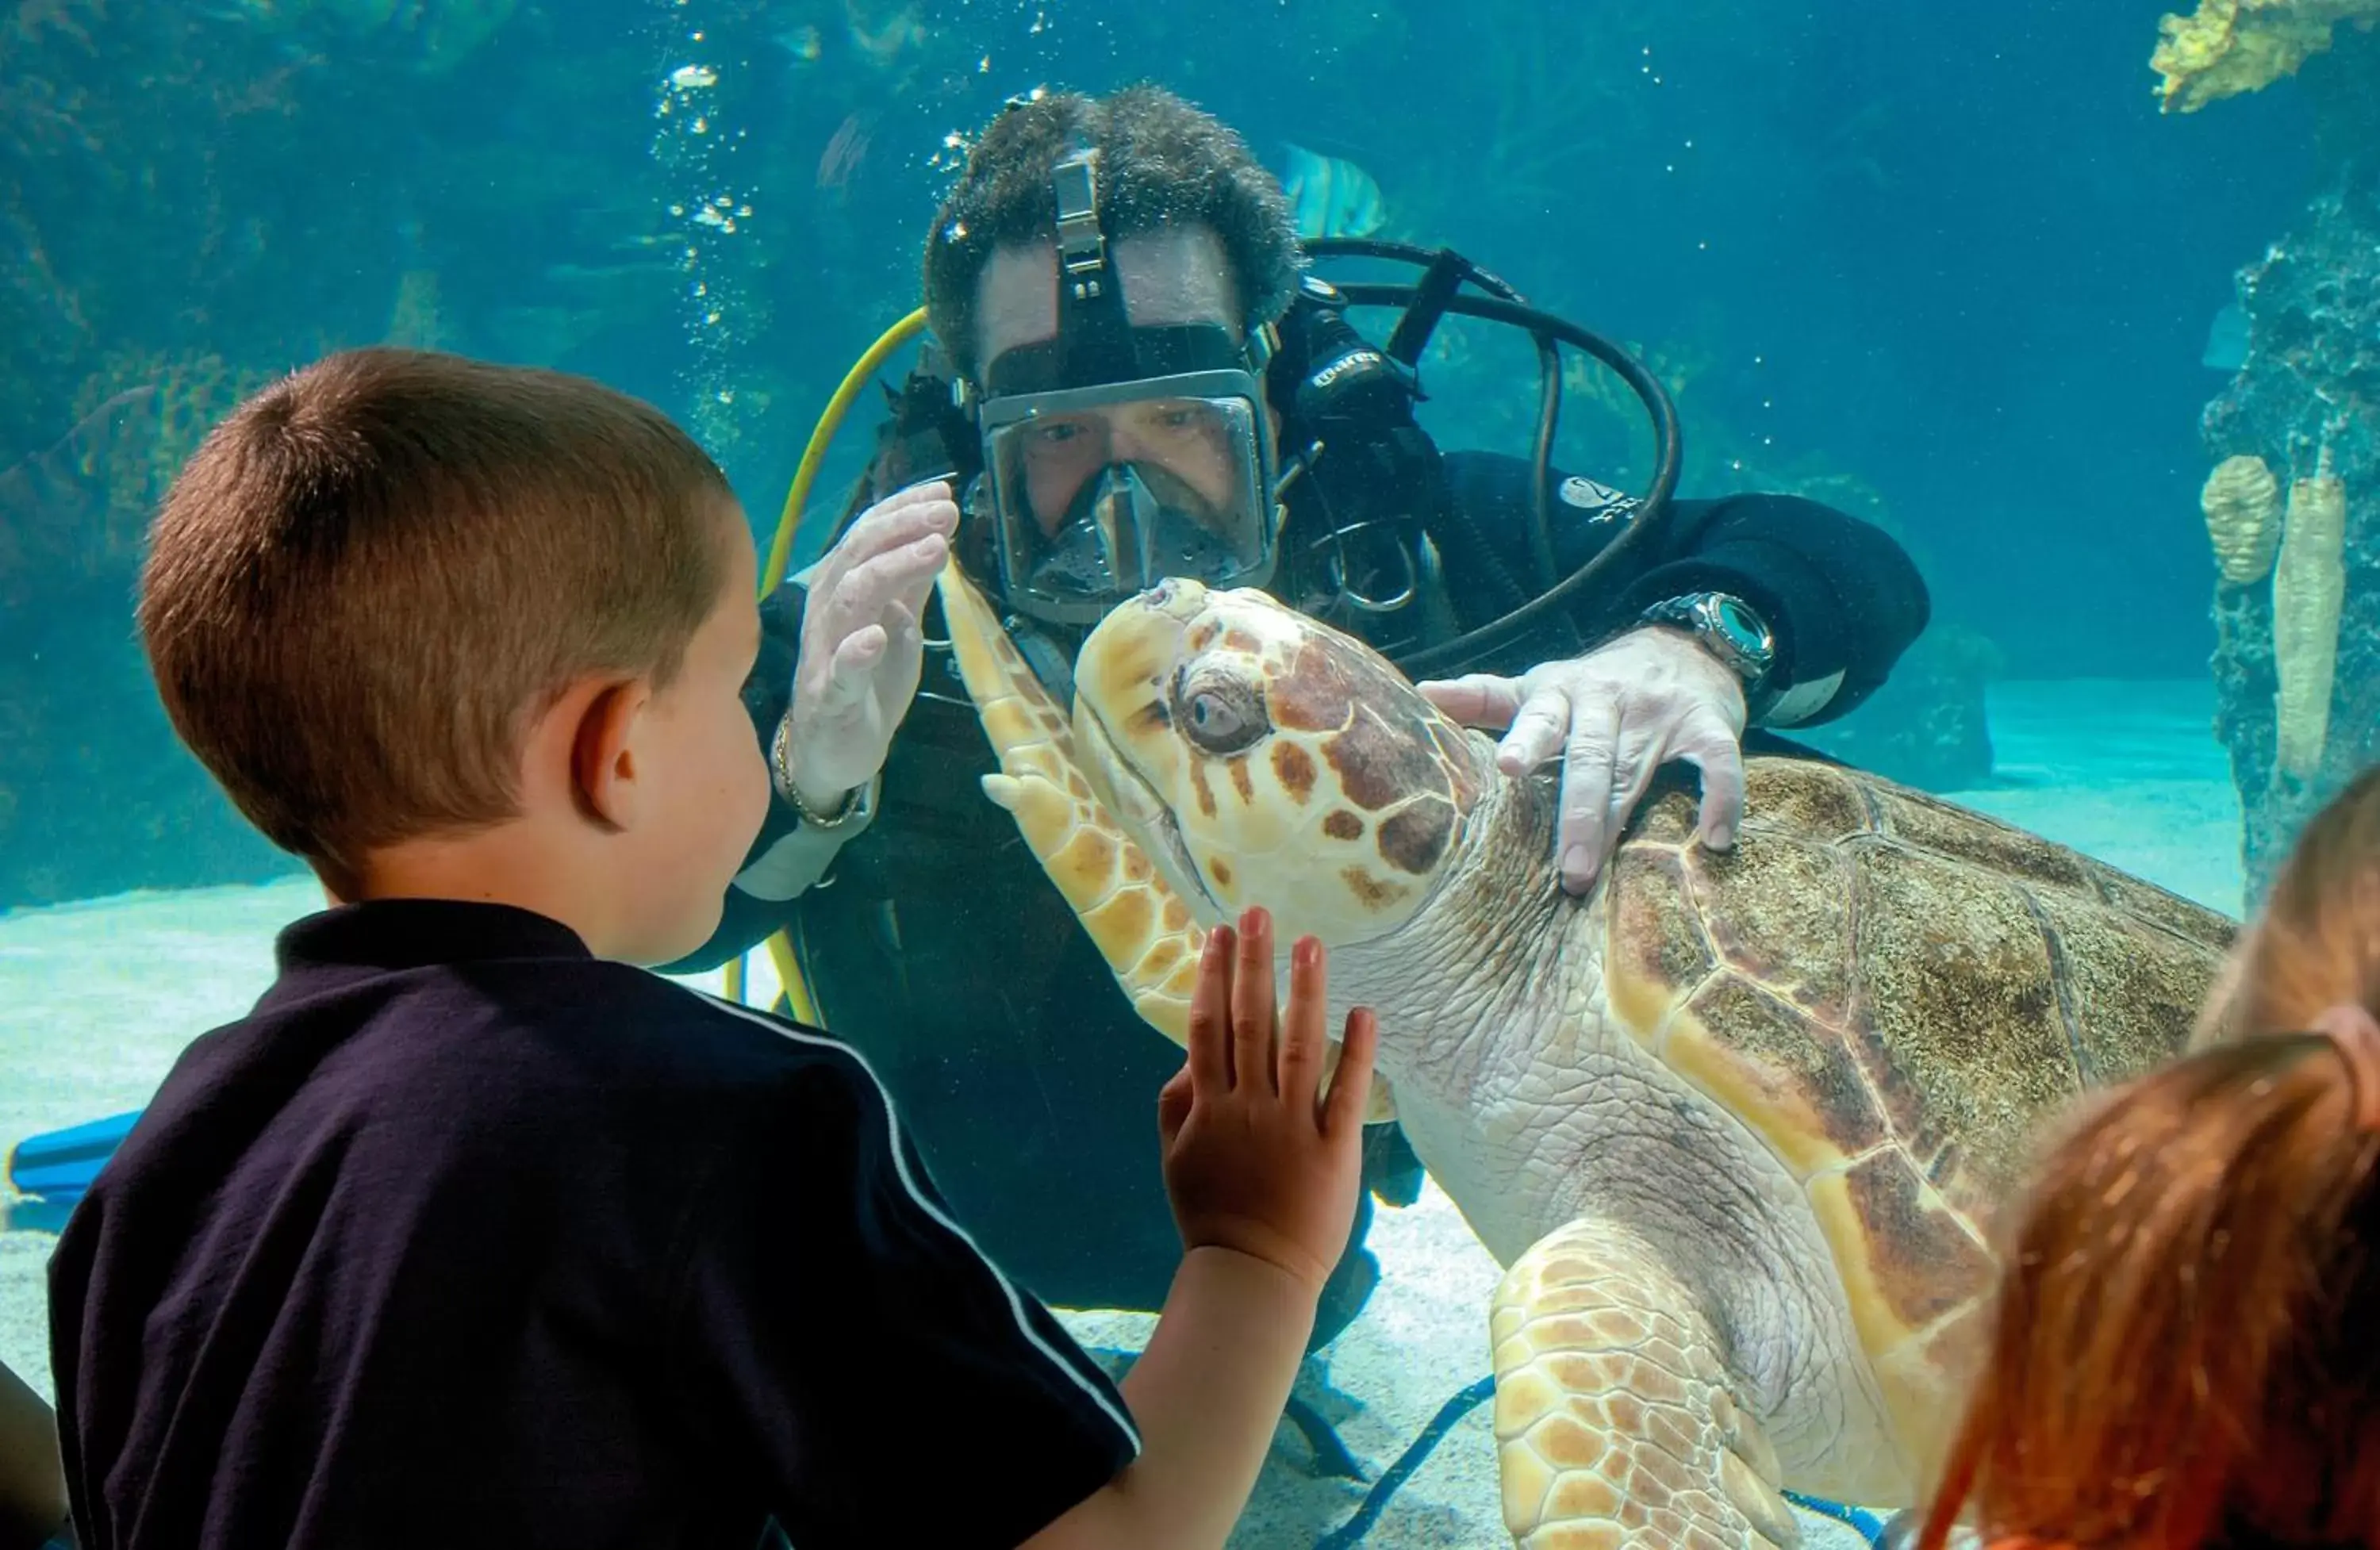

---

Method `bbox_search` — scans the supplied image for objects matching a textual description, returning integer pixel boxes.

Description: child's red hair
[1918,766,2380,1549]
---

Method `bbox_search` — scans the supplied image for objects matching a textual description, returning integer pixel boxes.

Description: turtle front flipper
[935,563,1210,1043]
[1493,1216,1798,1550]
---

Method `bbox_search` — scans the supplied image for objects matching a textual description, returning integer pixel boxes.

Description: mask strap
[1050,149,1138,386]
[2309,1001,2380,1131]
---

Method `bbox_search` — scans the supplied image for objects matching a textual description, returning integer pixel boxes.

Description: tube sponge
[2204,454,2282,584]
[2152,0,2380,113]
[2272,444,2347,781]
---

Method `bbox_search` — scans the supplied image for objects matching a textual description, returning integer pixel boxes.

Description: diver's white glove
[1418,626,1749,896]
[776,480,958,818]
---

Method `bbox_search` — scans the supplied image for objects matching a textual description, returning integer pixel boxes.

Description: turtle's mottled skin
[936,568,2236,1548]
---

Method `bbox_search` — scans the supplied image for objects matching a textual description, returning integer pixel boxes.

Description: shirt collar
[273,898,593,977]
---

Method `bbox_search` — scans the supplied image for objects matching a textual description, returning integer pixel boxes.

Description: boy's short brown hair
[138,347,735,881]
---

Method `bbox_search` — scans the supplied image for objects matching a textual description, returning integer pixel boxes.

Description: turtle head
[1070,577,1488,948]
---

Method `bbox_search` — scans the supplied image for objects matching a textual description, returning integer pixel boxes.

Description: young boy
[46,347,1380,1549]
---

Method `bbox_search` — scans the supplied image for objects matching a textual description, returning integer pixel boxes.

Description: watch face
[1712,596,1768,654]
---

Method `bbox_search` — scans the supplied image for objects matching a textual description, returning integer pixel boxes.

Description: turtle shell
[1599,755,2236,1472]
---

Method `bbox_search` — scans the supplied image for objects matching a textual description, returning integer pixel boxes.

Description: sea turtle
[931,566,2238,1548]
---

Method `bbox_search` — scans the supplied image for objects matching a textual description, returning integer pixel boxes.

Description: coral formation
[0,0,757,907]
[2202,453,2282,583]
[2271,444,2347,780]
[2151,0,2380,113]
[69,348,278,535]
[0,349,286,908]
[2202,182,2380,897]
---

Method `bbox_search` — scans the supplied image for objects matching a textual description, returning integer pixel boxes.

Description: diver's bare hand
[1156,907,1378,1295]
[779,481,958,812]
[1418,627,1747,896]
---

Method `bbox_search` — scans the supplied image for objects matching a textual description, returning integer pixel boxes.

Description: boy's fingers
[1322,1008,1380,1135]
[1188,927,1236,1092]
[1230,907,1277,1095]
[1157,1064,1193,1149]
[1277,934,1328,1104]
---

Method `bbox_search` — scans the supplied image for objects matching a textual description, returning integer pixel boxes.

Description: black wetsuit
[672,363,1933,1350]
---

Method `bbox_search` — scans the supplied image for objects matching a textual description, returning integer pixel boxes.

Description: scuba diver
[675,85,1931,1373]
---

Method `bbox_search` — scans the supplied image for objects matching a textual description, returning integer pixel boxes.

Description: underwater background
[0,0,2363,909]
[0,2,2373,1544]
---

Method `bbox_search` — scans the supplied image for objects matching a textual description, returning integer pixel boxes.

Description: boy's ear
[570,679,651,831]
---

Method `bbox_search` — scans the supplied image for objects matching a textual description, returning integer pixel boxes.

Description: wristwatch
[1638,591,1778,710]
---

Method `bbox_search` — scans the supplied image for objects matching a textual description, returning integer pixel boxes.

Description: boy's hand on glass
[1156,906,1379,1295]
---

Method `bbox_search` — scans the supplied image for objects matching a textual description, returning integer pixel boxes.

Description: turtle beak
[1073,696,1225,923]
[1141,577,1211,620]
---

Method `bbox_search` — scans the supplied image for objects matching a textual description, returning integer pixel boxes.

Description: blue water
[0,2,2328,1542]
[0,2,2325,908]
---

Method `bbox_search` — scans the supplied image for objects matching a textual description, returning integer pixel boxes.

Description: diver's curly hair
[921,84,1303,381]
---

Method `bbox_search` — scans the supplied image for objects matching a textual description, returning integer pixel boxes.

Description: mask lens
[982,385,1271,623]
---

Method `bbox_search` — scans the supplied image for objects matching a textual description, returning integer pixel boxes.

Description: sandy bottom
[0,679,2244,1548]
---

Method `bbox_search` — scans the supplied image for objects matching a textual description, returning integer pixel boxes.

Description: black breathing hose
[1296,239,1683,680]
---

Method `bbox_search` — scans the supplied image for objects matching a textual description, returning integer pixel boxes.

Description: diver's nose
[1107,420,1154,461]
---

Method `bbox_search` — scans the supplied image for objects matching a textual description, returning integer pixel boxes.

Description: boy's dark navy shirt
[45,898,1141,1550]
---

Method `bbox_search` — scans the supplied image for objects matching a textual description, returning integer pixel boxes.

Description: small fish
[2203,301,2250,371]
[1281,142,1385,241]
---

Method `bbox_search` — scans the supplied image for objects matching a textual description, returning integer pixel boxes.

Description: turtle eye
[1177,674,1269,757]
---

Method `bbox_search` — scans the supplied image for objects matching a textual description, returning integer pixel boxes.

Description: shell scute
[1844,841,2084,1199]
[2024,880,2236,1089]
[1806,1149,1996,1356]
[1681,828,1856,1022]
[1603,847,1718,1045]
[1868,785,2097,896]
[1664,976,1885,1181]
[2087,863,2239,955]
[1740,759,1875,842]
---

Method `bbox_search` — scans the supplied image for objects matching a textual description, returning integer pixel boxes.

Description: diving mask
[977,371,1279,626]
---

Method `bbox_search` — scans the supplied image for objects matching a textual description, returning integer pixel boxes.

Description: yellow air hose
[745,306,933,1024]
